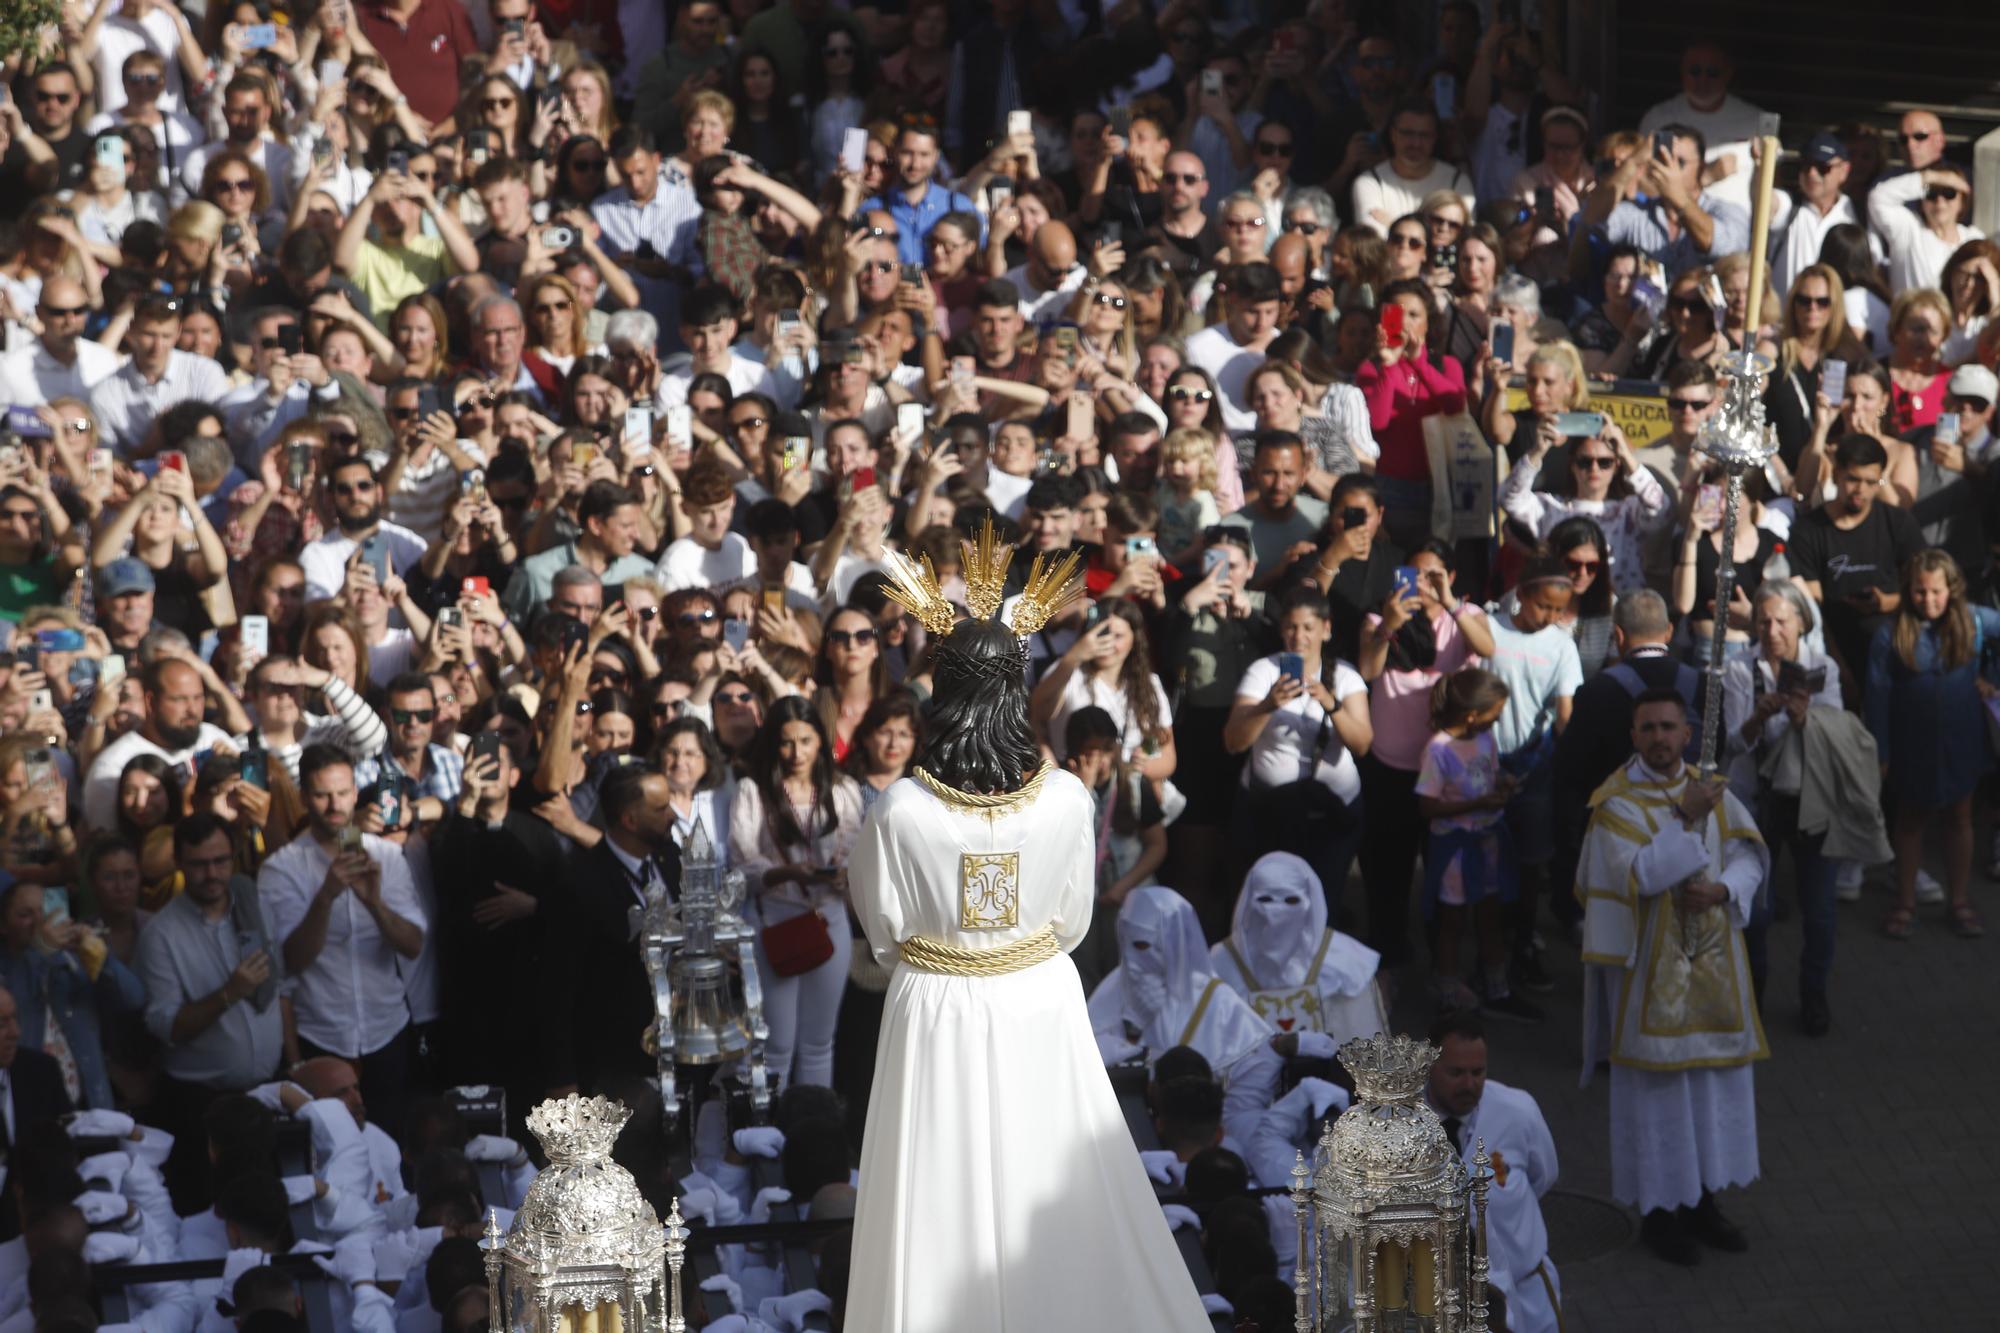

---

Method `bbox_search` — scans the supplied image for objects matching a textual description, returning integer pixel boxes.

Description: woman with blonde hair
[521,273,596,378]
[1067,269,1139,378]
[673,89,740,183]
[160,201,225,298]
[1885,286,1953,433]
[1768,263,1869,460]
[1867,548,1997,940]
[1482,338,1589,462]
[389,293,452,382]
[1712,251,1781,357]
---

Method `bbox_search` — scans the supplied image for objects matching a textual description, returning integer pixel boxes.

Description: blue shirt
[1604,191,1750,281]
[860,180,983,266]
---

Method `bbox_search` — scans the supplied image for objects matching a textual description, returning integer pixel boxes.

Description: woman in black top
[1763,263,1868,468]
[87,461,226,640]
[1672,465,1781,655]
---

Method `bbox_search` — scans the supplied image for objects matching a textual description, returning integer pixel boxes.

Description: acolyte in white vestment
[845,769,1209,1333]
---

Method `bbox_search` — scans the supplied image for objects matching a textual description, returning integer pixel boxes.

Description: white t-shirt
[1351,159,1475,238]
[1047,669,1174,766]
[655,531,757,592]
[1233,654,1368,803]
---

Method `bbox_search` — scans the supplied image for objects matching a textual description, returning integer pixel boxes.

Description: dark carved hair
[921,619,1042,794]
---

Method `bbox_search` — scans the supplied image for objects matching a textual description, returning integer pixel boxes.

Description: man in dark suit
[1548,591,1695,948]
[550,765,682,1095]
[1,984,76,1241]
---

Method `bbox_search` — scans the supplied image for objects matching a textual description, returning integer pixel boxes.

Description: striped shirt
[387,441,488,546]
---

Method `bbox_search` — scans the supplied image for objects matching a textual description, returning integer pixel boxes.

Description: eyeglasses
[388,407,420,421]
[1572,454,1617,471]
[1285,219,1320,235]
[1565,556,1602,575]
[333,479,375,494]
[1391,235,1426,250]
[212,178,256,194]
[866,260,896,274]
[391,708,435,724]
[650,700,682,716]
[677,609,718,625]
[1162,172,1205,185]
[1925,185,1962,202]
[533,299,572,314]
[1666,396,1713,413]
[731,415,769,430]
[1224,215,1266,229]
[828,627,877,647]
[1255,140,1294,157]
[1168,385,1213,402]
[714,690,756,705]
[635,605,660,621]
[1792,292,1831,309]
[1428,217,1463,232]
[1093,292,1128,310]
[481,98,517,110]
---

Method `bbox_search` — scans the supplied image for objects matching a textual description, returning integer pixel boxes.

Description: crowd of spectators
[0,0,1991,1326]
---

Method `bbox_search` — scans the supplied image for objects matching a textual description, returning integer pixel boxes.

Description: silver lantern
[481,1095,689,1332]
[1292,1034,1493,1333]
[639,818,770,1126]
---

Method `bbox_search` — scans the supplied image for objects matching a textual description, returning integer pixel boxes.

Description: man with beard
[300,456,430,603]
[261,744,426,1138]
[550,763,682,1093]
[429,732,568,1101]
[1220,433,1329,590]
[82,656,233,828]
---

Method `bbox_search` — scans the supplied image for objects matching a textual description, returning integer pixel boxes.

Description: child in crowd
[1416,667,1521,1016]
[1156,427,1224,564]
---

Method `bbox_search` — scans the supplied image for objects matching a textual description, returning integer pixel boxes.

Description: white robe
[1208,850,1386,1047]
[846,769,1209,1333]
[1580,757,1769,1213]
[1437,1081,1560,1333]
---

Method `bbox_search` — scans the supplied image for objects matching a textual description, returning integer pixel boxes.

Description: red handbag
[762,907,835,977]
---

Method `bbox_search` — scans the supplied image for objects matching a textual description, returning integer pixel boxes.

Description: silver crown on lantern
[1694,350,1781,473]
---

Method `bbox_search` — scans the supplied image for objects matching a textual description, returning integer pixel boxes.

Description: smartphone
[1392,565,1421,601]
[1534,185,1555,223]
[852,465,877,492]
[950,355,976,387]
[95,135,127,170]
[89,447,113,478]
[385,148,409,177]
[414,384,440,421]
[1696,483,1723,524]
[243,22,278,49]
[316,58,346,87]
[502,17,525,38]
[987,180,1013,212]
[1555,411,1607,437]
[1100,219,1123,247]
[35,628,84,654]
[1200,69,1224,98]
[1936,412,1962,446]
[571,441,598,470]
[240,615,270,659]
[900,262,925,287]
[461,468,486,501]
[774,309,803,345]
[1006,109,1032,139]
[470,730,505,774]
[28,689,54,714]
[277,324,304,356]
[438,605,464,630]
[462,576,490,598]
[1819,357,1847,405]
[1108,104,1132,138]
[1433,71,1456,120]
[781,437,809,472]
[359,533,390,582]
[541,226,576,251]
[1491,321,1515,365]
[221,222,244,250]
[100,654,126,688]
[285,440,312,489]
[1378,302,1405,341]
[1652,129,1676,162]
[722,617,750,652]
[762,585,787,615]
[311,137,333,165]
[1202,546,1230,575]
[1125,536,1159,561]
[239,748,269,790]
[1277,652,1305,682]
[841,126,869,175]
[897,401,925,441]
[160,450,186,473]
[1339,505,1368,531]
[41,887,70,930]
[1067,392,1093,442]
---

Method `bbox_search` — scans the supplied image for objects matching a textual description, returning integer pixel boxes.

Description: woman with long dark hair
[729,695,865,1090]
[1819,221,1893,355]
[845,558,1210,1328]
[843,694,923,815]
[815,606,889,764]
[1545,516,1617,679]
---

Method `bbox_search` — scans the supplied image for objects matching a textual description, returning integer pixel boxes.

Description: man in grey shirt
[135,811,284,1209]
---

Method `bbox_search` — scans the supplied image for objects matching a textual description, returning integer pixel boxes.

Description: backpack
[1605,658,1706,765]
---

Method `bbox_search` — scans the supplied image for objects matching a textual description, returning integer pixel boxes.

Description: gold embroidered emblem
[959,852,1020,930]
[1251,987,1324,1033]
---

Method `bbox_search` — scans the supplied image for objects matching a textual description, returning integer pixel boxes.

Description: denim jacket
[0,942,147,1110]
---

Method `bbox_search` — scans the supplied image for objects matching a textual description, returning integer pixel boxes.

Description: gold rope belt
[900,926,1060,976]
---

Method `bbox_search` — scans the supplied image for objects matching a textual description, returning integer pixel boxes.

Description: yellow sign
[1504,386,1673,450]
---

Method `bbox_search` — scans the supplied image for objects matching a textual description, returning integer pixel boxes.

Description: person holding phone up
[1499,409,1670,596]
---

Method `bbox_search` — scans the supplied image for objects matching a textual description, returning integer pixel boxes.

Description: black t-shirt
[1788,500,1921,672]
[1322,540,1404,666]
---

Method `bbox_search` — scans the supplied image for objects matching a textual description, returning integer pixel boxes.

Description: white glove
[1294,1030,1340,1060]
[221,1247,269,1297]
[732,1126,785,1159]
[130,1125,174,1167]
[1161,1203,1201,1232]
[1096,1031,1145,1065]
[82,1232,141,1264]
[679,1172,743,1224]
[758,1289,833,1332]
[1139,1150,1185,1188]
[700,1273,745,1313]
[1297,1076,1350,1122]
[463,1133,523,1164]
[282,1175,319,1206]
[246,1081,309,1112]
[78,1152,131,1190]
[373,1231,421,1284]
[1201,1293,1235,1316]
[74,1190,130,1225]
[748,1186,792,1224]
[678,1187,721,1227]
[66,1109,136,1138]
[311,1233,377,1287]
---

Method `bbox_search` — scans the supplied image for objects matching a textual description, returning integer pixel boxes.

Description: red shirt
[357,0,479,128]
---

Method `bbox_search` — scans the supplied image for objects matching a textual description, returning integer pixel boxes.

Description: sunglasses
[731,415,769,430]
[1255,141,1294,157]
[1285,219,1321,235]
[650,700,682,716]
[333,479,375,495]
[1926,186,1962,202]
[714,690,756,705]
[40,304,87,318]
[1793,293,1831,309]
[32,90,75,104]
[573,158,607,172]
[1093,292,1128,310]
[212,178,256,194]
[1902,130,1934,142]
[481,98,517,110]
[1666,396,1713,413]
[1565,556,1602,574]
[828,627,877,647]
[327,430,360,448]
[1572,455,1617,471]
[1161,172,1204,185]
[1225,215,1266,229]
[636,605,660,621]
[1669,295,1707,313]
[1391,235,1426,250]
[388,407,420,421]
[866,260,897,274]
[391,708,435,724]
[677,609,719,625]
[589,667,628,684]
[1168,385,1213,402]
